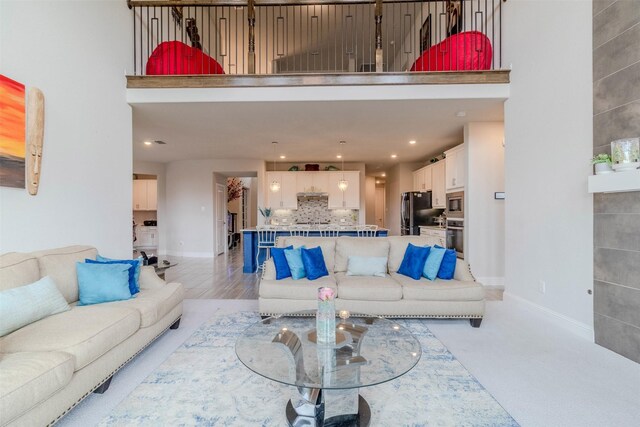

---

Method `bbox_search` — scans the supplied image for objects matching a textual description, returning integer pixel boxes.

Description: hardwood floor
[162,246,503,301]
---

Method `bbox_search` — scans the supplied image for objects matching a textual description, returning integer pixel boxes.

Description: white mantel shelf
[588,170,640,193]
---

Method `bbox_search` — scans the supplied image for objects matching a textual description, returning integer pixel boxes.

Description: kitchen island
[242,227,389,273]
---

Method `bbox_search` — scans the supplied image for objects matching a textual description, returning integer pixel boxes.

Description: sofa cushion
[387,236,431,273]
[0,351,74,425]
[108,282,184,328]
[260,275,337,300]
[335,273,403,301]
[0,305,140,371]
[334,237,390,273]
[392,273,485,301]
[32,246,98,303]
[0,252,40,292]
[277,237,336,272]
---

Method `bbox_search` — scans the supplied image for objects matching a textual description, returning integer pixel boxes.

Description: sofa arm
[139,265,166,290]
[453,259,477,282]
[262,258,276,281]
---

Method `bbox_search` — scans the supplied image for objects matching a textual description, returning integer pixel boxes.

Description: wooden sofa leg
[93,376,113,394]
[170,317,181,330]
[470,318,483,328]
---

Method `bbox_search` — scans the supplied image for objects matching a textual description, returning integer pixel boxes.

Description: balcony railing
[129,0,503,76]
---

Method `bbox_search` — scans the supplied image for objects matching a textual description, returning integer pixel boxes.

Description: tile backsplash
[271,196,358,225]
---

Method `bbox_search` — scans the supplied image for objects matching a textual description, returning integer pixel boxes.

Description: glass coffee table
[235,312,422,426]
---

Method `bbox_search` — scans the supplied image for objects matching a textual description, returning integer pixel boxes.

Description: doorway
[375,184,386,228]
[215,183,226,256]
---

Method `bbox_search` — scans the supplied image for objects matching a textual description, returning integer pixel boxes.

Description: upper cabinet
[133,179,157,211]
[266,171,298,209]
[296,172,330,194]
[412,165,433,192]
[445,144,466,192]
[328,171,360,209]
[431,161,446,208]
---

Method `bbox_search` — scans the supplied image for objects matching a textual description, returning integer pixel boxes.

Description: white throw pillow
[0,276,70,337]
[346,256,388,277]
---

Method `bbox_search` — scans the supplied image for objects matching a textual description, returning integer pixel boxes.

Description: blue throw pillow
[397,244,431,280]
[76,262,132,306]
[96,255,142,294]
[435,245,457,280]
[301,247,329,281]
[87,258,140,295]
[347,256,388,277]
[423,246,447,281]
[271,245,294,280]
[284,247,306,280]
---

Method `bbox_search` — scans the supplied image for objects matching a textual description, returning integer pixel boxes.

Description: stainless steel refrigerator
[401,191,433,235]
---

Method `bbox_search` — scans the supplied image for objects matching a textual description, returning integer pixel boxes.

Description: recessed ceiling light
[409,140,416,145]
[456,111,466,117]
[280,155,286,159]
[336,154,342,159]
[376,180,381,184]
[381,172,386,177]
[391,154,397,159]
[144,141,152,146]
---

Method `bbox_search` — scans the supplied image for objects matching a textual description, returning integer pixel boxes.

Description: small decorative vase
[316,287,336,346]
[611,138,640,172]
[594,162,614,175]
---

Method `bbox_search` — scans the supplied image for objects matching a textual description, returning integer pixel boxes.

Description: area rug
[100,312,519,426]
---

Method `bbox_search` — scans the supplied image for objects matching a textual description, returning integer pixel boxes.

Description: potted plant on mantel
[592,154,613,175]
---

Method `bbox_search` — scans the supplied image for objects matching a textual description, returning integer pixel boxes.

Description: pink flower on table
[318,287,335,301]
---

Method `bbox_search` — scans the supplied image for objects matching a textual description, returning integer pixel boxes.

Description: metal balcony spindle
[375,0,383,72]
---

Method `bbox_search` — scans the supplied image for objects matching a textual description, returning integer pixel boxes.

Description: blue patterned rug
[100,312,518,426]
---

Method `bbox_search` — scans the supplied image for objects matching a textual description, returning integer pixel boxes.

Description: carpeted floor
[97,311,517,426]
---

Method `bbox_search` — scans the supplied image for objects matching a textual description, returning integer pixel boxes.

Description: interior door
[216,183,227,255]
[375,186,385,228]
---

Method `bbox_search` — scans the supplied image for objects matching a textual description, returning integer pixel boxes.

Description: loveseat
[259,236,485,326]
[0,246,184,427]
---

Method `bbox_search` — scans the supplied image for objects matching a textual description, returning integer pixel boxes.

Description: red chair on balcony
[146,41,225,75]
[410,31,492,72]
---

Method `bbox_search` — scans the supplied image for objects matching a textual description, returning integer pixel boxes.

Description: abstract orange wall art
[0,74,26,188]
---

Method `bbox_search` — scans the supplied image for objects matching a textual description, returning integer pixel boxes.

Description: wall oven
[446,218,464,259]
[446,191,464,218]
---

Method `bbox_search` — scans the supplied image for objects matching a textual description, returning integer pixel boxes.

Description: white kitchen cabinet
[134,226,158,248]
[328,171,360,209]
[266,171,298,209]
[445,144,466,192]
[431,161,446,208]
[412,166,432,192]
[296,172,330,193]
[420,227,446,247]
[132,179,157,211]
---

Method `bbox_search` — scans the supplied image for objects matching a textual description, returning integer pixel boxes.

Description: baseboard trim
[503,292,594,342]
[165,251,215,258]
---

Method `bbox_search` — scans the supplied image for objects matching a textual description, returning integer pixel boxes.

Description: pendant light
[338,141,348,192]
[270,141,281,192]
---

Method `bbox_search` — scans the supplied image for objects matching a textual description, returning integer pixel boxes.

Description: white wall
[365,176,376,225]
[465,123,505,287]
[503,0,593,332]
[165,159,265,256]
[0,1,132,257]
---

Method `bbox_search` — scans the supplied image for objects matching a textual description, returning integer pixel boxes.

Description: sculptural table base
[286,393,370,427]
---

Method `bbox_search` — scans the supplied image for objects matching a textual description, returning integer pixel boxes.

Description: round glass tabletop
[235,312,422,390]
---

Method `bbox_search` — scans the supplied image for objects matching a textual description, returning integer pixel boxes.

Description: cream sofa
[0,246,184,427]
[259,236,484,325]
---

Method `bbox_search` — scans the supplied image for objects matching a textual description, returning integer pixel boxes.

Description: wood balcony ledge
[126,70,510,89]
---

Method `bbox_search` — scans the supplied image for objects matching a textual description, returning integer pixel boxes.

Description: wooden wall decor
[26,87,44,196]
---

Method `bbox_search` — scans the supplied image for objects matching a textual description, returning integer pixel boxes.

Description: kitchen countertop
[242,227,389,232]
[419,225,447,230]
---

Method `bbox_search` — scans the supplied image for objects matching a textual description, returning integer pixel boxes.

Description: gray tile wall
[593,0,640,363]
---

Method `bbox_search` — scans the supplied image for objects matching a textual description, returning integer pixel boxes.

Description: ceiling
[132,98,504,174]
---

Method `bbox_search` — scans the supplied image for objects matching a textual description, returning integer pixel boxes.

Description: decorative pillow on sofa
[0,276,70,337]
[435,245,457,280]
[284,247,306,280]
[301,247,329,281]
[270,245,294,280]
[346,256,388,277]
[397,244,431,280]
[423,246,446,281]
[96,254,142,293]
[86,258,140,295]
[76,262,132,306]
